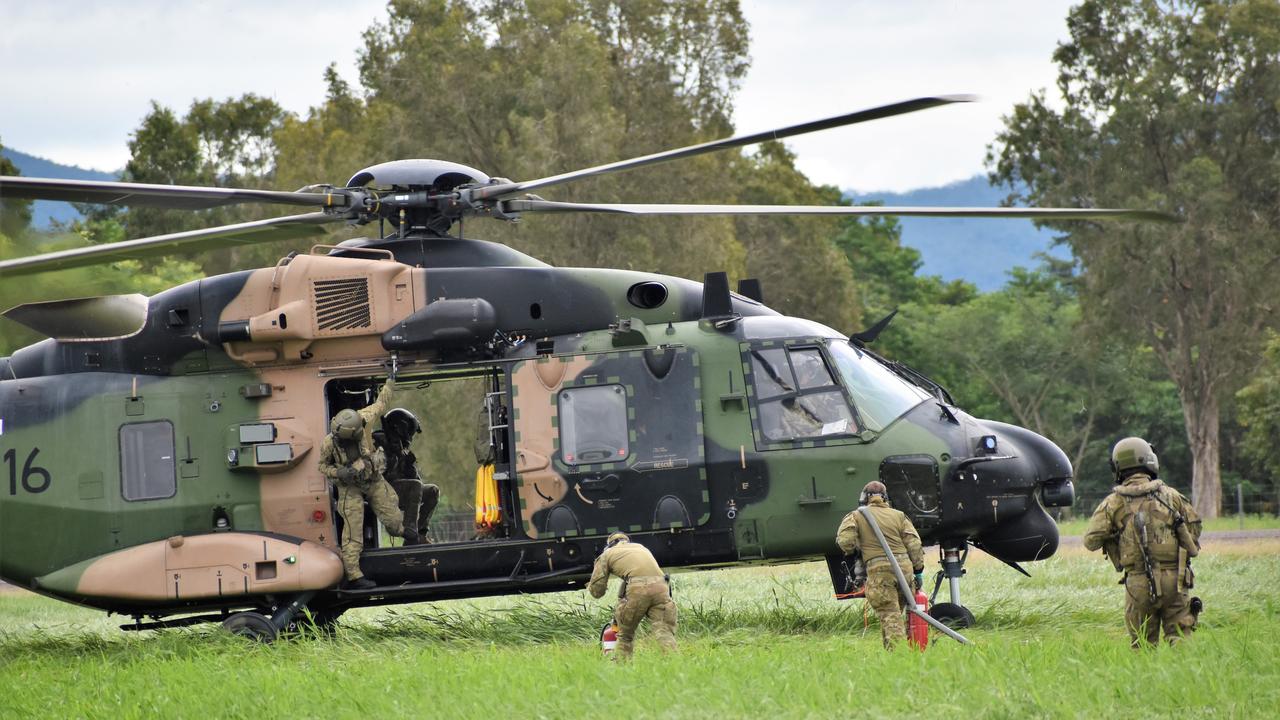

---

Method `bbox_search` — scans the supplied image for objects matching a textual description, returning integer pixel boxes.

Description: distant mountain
[1,148,117,228]
[849,175,1067,292]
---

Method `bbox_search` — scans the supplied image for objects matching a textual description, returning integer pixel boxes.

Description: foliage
[989,0,1280,516]
[1237,333,1280,483]
[731,142,859,331]
[95,95,289,275]
[0,136,33,239]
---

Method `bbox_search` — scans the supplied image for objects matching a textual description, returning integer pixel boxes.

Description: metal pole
[857,507,972,645]
[1237,483,1245,530]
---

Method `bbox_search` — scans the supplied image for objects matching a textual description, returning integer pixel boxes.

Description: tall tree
[990,0,1280,517]
[343,0,753,279]
[105,96,287,273]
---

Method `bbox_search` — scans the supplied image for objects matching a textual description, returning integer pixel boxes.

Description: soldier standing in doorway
[1084,437,1202,647]
[319,378,418,590]
[836,480,924,649]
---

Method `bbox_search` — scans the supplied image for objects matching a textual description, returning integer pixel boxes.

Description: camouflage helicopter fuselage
[0,237,1073,623]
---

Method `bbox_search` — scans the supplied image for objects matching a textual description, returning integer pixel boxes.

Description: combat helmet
[859,480,888,505]
[1110,436,1159,477]
[606,532,630,547]
[331,409,364,441]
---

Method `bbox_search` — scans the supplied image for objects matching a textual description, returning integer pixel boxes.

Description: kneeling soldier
[587,533,677,660]
[836,481,924,649]
[319,378,418,590]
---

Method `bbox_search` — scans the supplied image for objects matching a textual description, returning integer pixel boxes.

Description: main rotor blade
[0,176,339,210]
[0,212,335,278]
[502,199,1178,222]
[472,95,976,201]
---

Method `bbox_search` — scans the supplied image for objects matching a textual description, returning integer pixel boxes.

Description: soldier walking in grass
[588,533,677,660]
[319,378,418,590]
[836,481,924,649]
[1083,437,1202,647]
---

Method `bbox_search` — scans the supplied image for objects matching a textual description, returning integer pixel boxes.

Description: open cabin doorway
[323,364,513,550]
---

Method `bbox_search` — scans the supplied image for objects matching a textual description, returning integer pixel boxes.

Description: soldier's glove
[336,467,357,483]
[351,458,368,473]
[913,572,924,591]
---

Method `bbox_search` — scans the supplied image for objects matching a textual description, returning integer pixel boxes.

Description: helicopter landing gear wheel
[928,602,975,629]
[928,541,976,628]
[223,611,278,643]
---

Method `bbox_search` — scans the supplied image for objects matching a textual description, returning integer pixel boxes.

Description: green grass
[2,546,1278,719]
[1056,513,1280,537]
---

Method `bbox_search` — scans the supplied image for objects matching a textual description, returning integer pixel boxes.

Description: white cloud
[735,0,1074,192]
[1,0,1075,191]
[1,0,387,171]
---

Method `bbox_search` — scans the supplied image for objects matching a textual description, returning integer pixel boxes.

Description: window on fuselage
[750,346,857,443]
[558,384,629,464]
[120,421,176,501]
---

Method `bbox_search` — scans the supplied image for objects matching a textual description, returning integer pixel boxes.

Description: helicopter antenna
[849,309,899,347]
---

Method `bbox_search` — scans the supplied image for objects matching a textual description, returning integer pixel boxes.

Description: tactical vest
[1116,489,1182,570]
[327,435,381,484]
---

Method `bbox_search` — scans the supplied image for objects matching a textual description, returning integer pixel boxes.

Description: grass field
[1054,513,1280,537]
[2,538,1278,719]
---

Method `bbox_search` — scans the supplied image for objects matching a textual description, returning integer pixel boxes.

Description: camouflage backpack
[1116,487,1182,568]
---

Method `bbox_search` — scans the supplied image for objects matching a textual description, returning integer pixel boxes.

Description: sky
[0,0,1075,193]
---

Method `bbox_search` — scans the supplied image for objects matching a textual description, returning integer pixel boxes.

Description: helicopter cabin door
[509,347,707,539]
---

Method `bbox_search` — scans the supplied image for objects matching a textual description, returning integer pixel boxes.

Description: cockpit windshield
[826,340,932,432]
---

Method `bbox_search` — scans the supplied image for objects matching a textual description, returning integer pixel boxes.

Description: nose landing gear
[928,542,976,628]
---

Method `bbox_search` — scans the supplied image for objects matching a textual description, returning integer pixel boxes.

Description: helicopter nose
[977,419,1073,483]
[964,420,1074,562]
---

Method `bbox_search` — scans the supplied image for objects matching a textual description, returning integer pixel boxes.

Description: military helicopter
[0,96,1166,640]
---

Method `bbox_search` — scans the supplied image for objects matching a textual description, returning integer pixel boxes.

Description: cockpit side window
[749,345,857,444]
[749,348,794,399]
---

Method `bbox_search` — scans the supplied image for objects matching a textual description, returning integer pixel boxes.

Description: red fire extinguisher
[600,622,618,654]
[908,590,930,650]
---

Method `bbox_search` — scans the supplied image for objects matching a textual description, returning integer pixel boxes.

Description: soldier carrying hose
[836,480,924,649]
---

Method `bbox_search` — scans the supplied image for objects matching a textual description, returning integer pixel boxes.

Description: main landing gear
[221,591,319,643]
[927,542,976,629]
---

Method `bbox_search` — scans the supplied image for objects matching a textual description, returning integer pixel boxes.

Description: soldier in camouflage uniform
[836,481,924,649]
[318,378,418,589]
[1084,437,1202,647]
[588,532,677,660]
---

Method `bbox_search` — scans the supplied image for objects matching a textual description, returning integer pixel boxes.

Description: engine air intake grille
[314,278,372,331]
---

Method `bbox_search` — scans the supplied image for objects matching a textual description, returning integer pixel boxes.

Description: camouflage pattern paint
[0,238,1074,622]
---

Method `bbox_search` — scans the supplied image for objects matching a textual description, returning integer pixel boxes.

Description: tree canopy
[990,0,1280,516]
